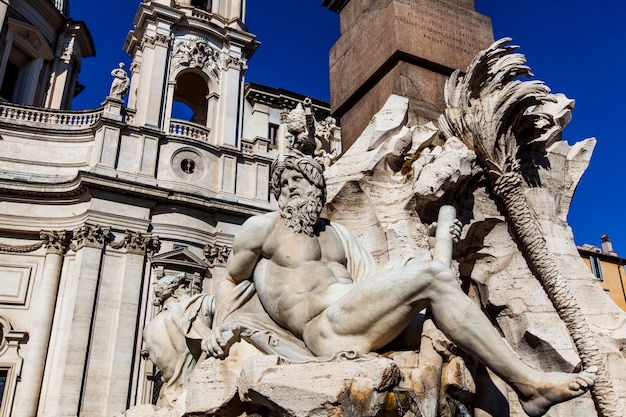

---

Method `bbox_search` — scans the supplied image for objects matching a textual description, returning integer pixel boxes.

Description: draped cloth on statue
[211,220,413,362]
[146,293,214,410]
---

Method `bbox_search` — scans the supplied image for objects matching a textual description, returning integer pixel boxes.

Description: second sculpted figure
[203,148,597,416]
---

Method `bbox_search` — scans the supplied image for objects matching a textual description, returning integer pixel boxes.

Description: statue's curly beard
[278,187,324,236]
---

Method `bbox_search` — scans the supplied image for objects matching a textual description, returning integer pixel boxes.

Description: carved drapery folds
[110,230,160,256]
[203,243,230,267]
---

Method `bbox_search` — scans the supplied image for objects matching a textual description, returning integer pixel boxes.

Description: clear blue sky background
[69,1,626,255]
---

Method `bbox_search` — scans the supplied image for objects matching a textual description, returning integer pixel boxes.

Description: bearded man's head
[270,155,326,236]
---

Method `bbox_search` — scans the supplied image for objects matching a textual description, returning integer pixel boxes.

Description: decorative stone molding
[60,35,77,63]
[71,224,110,251]
[223,55,248,72]
[141,33,170,49]
[174,39,221,78]
[0,240,44,253]
[0,315,26,417]
[110,231,160,256]
[202,243,230,267]
[40,231,70,255]
[0,316,28,355]
[130,59,140,73]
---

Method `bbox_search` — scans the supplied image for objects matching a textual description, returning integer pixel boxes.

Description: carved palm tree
[438,38,620,417]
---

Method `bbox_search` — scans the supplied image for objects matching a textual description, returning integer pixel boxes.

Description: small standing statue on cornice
[109,62,130,100]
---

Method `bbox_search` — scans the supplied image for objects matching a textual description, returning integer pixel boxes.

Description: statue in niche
[201,104,597,417]
[142,273,214,414]
[109,62,130,99]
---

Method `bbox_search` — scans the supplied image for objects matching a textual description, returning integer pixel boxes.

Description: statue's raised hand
[201,322,241,359]
[427,218,462,249]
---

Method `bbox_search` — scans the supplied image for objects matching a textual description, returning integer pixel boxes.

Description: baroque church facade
[0,1,339,416]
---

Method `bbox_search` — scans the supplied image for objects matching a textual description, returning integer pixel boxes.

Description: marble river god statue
[125,39,626,417]
[202,146,595,417]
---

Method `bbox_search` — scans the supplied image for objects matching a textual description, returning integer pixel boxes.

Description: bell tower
[123,0,257,147]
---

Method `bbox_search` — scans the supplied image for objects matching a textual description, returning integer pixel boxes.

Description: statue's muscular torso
[252,212,353,338]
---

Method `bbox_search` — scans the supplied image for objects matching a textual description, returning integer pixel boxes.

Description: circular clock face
[171,149,204,181]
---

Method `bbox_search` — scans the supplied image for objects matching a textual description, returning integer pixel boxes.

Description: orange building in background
[578,235,626,312]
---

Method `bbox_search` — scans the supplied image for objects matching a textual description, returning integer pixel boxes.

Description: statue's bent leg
[303,259,452,356]
[304,259,595,416]
[424,264,596,416]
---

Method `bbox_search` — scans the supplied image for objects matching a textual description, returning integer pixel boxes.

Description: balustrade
[169,119,211,142]
[0,103,103,130]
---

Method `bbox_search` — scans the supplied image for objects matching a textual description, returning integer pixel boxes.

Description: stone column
[45,34,75,109]
[21,58,44,106]
[133,30,171,128]
[0,30,12,80]
[39,224,108,417]
[13,230,69,417]
[80,232,159,415]
[127,56,142,111]
[214,53,246,147]
[0,1,9,29]
[163,80,176,131]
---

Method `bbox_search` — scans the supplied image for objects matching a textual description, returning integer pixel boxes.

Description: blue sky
[70,1,626,254]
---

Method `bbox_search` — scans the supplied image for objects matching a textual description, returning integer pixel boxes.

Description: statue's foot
[518,367,597,417]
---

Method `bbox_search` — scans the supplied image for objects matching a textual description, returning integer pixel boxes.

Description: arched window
[171,101,194,121]
[172,71,209,126]
[0,19,54,105]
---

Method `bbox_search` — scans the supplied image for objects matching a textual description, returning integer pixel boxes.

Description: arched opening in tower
[172,71,209,126]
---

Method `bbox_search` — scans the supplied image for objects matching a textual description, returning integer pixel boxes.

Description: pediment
[151,247,209,272]
[7,18,55,60]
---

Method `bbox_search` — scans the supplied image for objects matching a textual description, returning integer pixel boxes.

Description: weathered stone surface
[185,358,242,416]
[328,0,493,148]
[238,355,401,417]
[324,86,626,415]
[412,136,475,203]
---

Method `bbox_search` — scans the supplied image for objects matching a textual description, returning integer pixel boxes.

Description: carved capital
[145,235,161,258]
[203,243,231,267]
[110,231,160,256]
[40,230,70,255]
[71,224,110,251]
[141,33,170,49]
[222,55,247,72]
